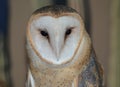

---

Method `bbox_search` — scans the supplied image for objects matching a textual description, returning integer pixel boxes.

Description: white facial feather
[29,16,81,64]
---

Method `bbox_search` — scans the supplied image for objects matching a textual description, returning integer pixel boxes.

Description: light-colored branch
[108,0,120,87]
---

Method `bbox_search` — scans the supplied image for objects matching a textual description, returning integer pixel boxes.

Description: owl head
[27,5,91,67]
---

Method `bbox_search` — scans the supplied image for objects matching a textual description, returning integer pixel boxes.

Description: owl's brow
[32,21,47,32]
[66,26,76,30]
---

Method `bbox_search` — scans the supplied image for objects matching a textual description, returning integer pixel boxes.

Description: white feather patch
[29,16,82,65]
[26,69,35,87]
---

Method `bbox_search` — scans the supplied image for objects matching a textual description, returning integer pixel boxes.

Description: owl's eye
[40,30,48,38]
[65,27,74,36]
[66,29,71,35]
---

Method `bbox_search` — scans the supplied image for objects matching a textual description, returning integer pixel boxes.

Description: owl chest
[29,48,90,87]
[31,67,80,87]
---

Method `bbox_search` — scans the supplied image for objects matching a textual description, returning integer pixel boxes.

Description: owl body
[26,5,103,87]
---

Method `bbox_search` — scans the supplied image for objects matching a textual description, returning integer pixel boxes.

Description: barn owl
[26,5,104,87]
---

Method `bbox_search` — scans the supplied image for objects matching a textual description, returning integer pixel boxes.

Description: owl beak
[55,36,63,59]
[55,41,61,58]
[50,34,64,60]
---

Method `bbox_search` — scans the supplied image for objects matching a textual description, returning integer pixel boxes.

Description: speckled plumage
[26,5,104,87]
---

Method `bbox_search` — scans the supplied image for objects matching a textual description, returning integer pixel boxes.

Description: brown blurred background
[0,0,120,87]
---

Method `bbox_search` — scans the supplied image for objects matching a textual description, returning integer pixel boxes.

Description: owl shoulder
[78,49,104,87]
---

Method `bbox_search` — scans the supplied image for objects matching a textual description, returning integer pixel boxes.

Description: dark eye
[66,29,71,35]
[40,30,48,38]
[65,27,74,36]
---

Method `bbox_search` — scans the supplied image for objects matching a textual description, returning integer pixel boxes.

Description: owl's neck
[26,31,92,87]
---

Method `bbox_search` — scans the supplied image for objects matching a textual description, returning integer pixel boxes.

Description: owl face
[27,8,85,66]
